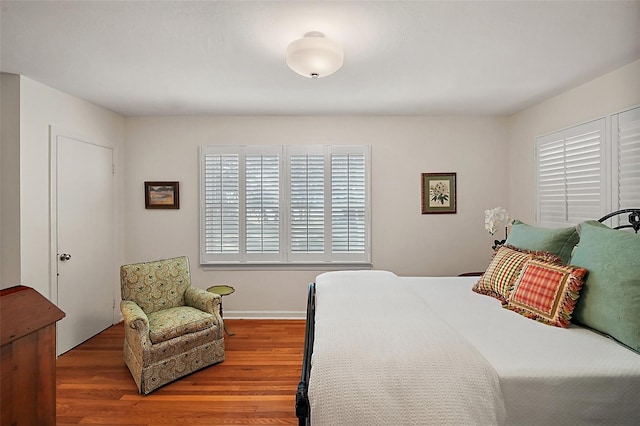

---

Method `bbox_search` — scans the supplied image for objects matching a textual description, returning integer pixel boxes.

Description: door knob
[59,253,72,261]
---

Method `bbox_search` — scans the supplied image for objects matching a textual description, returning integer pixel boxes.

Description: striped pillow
[505,259,587,328]
[472,245,560,303]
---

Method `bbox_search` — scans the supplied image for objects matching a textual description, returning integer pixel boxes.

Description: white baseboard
[223,310,306,320]
[114,310,306,324]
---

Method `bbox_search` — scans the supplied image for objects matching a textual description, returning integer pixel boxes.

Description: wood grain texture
[1,286,64,426]
[56,319,304,425]
[1,285,65,345]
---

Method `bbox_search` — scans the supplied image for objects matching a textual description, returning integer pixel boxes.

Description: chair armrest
[185,286,221,317]
[120,300,149,332]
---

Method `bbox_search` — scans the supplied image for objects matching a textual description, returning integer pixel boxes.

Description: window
[535,118,607,227]
[200,145,370,266]
[612,107,640,210]
[535,106,640,227]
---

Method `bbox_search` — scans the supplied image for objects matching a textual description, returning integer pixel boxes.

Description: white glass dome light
[286,32,344,78]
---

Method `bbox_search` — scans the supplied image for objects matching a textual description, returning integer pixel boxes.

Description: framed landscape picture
[421,172,456,214]
[145,181,180,209]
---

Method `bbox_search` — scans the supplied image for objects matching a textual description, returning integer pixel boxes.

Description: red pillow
[505,259,587,328]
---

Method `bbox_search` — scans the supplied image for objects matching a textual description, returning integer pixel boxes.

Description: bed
[295,209,640,425]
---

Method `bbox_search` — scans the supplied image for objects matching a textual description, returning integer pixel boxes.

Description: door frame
[49,125,118,322]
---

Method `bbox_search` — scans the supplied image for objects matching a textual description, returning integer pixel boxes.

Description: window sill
[200,262,373,271]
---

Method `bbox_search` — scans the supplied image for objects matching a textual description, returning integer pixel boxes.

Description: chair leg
[224,322,235,336]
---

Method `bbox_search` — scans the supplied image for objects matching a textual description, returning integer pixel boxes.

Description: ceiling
[1,1,638,117]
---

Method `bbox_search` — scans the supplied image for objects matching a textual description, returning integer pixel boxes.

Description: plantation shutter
[201,150,239,260]
[244,148,282,260]
[331,148,367,256]
[536,118,607,227]
[200,145,370,265]
[613,107,640,211]
[289,150,325,255]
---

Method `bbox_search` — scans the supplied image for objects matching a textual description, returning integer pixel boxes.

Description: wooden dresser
[1,285,65,426]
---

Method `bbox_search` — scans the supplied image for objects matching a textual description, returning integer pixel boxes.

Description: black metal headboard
[598,208,640,233]
[296,282,315,426]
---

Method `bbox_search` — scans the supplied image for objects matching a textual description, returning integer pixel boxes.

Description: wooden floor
[56,319,305,425]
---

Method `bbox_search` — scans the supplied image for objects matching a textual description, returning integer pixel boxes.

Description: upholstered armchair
[120,256,225,394]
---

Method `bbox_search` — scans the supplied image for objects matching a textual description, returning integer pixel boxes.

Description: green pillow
[571,220,640,352]
[505,220,579,264]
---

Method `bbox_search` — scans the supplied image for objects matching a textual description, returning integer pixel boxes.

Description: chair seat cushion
[147,306,216,344]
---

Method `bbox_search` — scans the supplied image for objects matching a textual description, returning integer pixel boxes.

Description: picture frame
[421,172,456,214]
[144,181,180,209]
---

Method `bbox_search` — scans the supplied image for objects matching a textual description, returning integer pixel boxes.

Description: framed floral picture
[145,181,180,209]
[421,172,456,214]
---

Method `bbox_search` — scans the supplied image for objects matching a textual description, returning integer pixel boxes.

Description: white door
[53,131,115,355]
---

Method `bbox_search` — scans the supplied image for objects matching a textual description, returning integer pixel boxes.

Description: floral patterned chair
[120,256,225,394]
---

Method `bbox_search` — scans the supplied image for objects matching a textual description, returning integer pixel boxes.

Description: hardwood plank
[56,319,305,425]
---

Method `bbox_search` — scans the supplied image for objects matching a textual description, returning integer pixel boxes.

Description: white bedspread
[309,270,506,425]
[407,276,640,425]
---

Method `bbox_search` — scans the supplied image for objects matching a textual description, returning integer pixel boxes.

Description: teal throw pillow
[505,220,579,265]
[570,220,640,352]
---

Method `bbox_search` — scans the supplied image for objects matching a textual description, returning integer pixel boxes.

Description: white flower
[484,206,510,235]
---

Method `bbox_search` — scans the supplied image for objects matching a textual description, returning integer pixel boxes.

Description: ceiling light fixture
[286,31,344,78]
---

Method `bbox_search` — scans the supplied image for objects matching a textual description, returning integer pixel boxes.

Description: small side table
[206,285,236,336]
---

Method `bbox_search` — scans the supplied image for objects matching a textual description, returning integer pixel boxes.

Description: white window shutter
[290,153,325,254]
[331,150,367,254]
[201,149,240,261]
[245,152,281,255]
[536,118,607,227]
[200,145,370,265]
[537,136,566,227]
[614,107,640,210]
[564,124,606,223]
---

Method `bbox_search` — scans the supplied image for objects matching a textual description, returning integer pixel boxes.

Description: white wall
[508,60,640,223]
[13,76,125,301]
[125,115,509,316]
